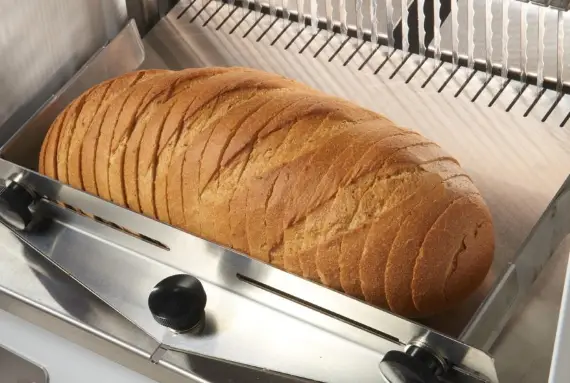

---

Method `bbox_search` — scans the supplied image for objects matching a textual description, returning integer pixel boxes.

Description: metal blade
[434,0,442,66]
[402,0,409,52]
[310,0,318,32]
[520,2,528,89]
[297,0,305,31]
[340,0,348,34]
[451,0,459,68]
[282,0,290,23]
[356,0,364,40]
[557,10,565,94]
[269,0,277,19]
[418,0,426,55]
[386,0,395,47]
[485,0,494,81]
[501,0,509,85]
[371,0,379,44]
[468,0,475,68]
[326,0,334,33]
[537,7,546,95]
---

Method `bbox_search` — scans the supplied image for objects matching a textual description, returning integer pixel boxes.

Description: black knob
[379,347,445,383]
[0,181,37,231]
[148,274,207,333]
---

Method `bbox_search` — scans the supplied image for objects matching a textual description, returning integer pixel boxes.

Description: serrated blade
[557,10,565,95]
[501,0,509,85]
[402,0,409,52]
[386,0,395,47]
[356,0,364,40]
[340,0,348,34]
[371,0,378,43]
[468,0,475,68]
[485,0,494,81]
[537,7,546,95]
[520,2,528,89]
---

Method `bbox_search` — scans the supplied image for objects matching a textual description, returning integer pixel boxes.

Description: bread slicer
[1,0,570,382]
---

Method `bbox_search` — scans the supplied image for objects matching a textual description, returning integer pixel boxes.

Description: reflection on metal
[0,344,49,383]
[0,0,569,382]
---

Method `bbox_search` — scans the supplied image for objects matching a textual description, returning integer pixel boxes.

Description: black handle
[148,274,207,333]
[379,347,445,383]
[0,181,37,231]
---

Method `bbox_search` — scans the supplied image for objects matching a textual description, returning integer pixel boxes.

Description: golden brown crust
[43,109,68,180]
[384,175,480,317]
[170,71,305,234]
[123,68,236,215]
[411,193,494,314]
[65,70,170,190]
[37,67,495,319]
[80,70,169,196]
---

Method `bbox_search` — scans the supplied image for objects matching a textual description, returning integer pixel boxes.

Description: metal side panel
[0,0,127,145]
[0,309,161,383]
[548,246,570,383]
[0,221,329,383]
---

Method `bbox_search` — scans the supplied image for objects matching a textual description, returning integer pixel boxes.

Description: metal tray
[0,0,569,361]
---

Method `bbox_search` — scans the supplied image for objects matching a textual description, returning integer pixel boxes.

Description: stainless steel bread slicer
[1,1,570,382]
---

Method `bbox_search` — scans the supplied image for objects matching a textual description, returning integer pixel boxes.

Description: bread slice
[384,175,480,317]
[39,121,54,174]
[411,193,494,314]
[123,68,238,215]
[359,161,465,308]
[151,70,258,223]
[43,108,69,180]
[56,89,95,184]
[311,122,407,289]
[217,92,317,254]
[158,69,298,228]
[79,70,169,195]
[263,107,378,271]
[199,90,294,243]
[103,72,190,207]
[169,72,305,233]
[306,132,426,291]
[174,86,316,246]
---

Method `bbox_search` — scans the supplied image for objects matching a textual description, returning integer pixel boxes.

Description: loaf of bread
[39,67,495,318]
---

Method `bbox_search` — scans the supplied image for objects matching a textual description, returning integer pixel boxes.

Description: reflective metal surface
[0,8,499,382]
[437,0,570,86]
[0,309,161,383]
[0,1,568,382]
[548,240,570,383]
[0,0,127,145]
[0,166,498,382]
[0,224,310,383]
[1,19,146,171]
[461,175,570,349]
[0,344,48,383]
[125,0,179,35]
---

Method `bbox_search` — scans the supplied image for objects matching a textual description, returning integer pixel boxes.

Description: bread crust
[79,70,169,196]
[38,67,495,318]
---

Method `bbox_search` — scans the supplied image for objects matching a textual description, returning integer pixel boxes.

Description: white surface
[0,309,159,383]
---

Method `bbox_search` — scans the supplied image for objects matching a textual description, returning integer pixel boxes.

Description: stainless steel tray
[0,0,569,381]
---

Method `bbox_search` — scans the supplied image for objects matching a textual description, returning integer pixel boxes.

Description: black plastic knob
[0,181,37,231]
[148,274,207,333]
[379,347,445,383]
